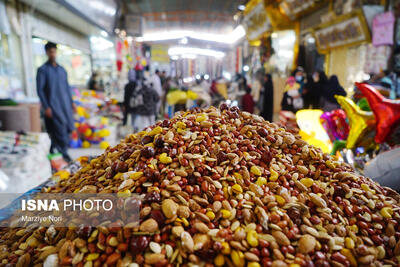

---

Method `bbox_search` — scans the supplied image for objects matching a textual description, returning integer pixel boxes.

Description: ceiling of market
[122,0,247,34]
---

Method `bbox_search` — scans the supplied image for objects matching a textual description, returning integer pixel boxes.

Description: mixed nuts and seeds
[1,105,400,267]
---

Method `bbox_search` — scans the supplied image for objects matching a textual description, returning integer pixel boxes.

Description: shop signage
[279,0,326,20]
[314,12,370,52]
[243,0,271,41]
[372,11,395,46]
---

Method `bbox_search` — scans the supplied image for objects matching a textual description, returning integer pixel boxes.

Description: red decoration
[116,59,123,72]
[356,83,400,143]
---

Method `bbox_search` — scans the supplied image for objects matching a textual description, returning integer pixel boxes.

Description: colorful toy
[356,83,400,144]
[336,95,375,149]
[296,110,332,153]
[320,109,349,141]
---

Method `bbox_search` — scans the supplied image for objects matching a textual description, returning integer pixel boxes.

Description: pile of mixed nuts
[1,105,400,267]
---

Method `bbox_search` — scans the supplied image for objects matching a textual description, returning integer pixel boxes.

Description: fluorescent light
[168,47,225,58]
[238,4,245,11]
[100,30,108,37]
[127,36,133,42]
[204,74,210,80]
[136,25,245,44]
[179,37,188,44]
[307,37,315,43]
[243,65,250,72]
[90,36,114,51]
[170,55,179,60]
[271,33,278,38]
[181,54,197,59]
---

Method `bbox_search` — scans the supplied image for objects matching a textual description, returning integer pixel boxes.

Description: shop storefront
[32,37,91,88]
[0,0,24,99]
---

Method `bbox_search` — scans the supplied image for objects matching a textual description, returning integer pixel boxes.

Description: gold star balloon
[335,95,376,149]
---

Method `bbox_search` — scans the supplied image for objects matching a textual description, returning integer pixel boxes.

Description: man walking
[37,42,74,161]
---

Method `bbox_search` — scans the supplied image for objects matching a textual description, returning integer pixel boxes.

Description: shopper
[122,69,137,126]
[293,67,305,94]
[242,87,255,114]
[36,42,74,162]
[131,78,160,131]
[151,70,163,116]
[304,71,327,109]
[261,73,274,122]
[88,72,101,91]
[321,75,347,111]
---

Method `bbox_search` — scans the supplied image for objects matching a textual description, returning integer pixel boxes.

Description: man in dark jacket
[36,42,74,161]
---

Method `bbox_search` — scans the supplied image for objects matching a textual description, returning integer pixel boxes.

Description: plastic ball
[82,141,91,148]
[84,128,93,137]
[100,141,110,149]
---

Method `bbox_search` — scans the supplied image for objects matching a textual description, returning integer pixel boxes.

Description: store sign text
[315,16,367,51]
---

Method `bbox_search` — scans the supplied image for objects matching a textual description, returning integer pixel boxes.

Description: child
[281,76,303,111]
[242,86,255,113]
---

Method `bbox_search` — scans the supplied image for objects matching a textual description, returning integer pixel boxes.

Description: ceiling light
[307,37,315,43]
[238,5,245,11]
[223,71,232,80]
[170,55,179,60]
[168,47,225,58]
[136,25,245,44]
[243,65,250,72]
[196,74,201,79]
[100,30,108,37]
[127,36,133,42]
[271,32,278,38]
[181,54,197,59]
[204,74,210,80]
[179,37,188,44]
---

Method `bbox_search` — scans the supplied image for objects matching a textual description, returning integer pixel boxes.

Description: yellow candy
[232,184,243,194]
[248,263,260,267]
[300,178,314,188]
[181,217,189,227]
[250,166,262,176]
[148,126,162,136]
[221,209,231,219]
[341,248,357,267]
[380,207,393,218]
[87,253,99,261]
[214,254,225,266]
[289,264,301,267]
[206,211,215,220]
[246,230,259,247]
[159,153,172,164]
[275,195,286,206]
[345,237,355,249]
[221,242,231,254]
[269,169,279,182]
[130,172,143,180]
[256,177,267,187]
[117,189,131,198]
[246,131,253,138]
[99,141,110,149]
[231,250,245,267]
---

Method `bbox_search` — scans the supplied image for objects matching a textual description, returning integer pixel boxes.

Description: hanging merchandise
[335,95,376,149]
[356,83,400,144]
[372,11,395,46]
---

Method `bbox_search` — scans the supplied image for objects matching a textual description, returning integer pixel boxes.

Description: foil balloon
[320,109,349,141]
[335,95,375,149]
[356,83,400,144]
